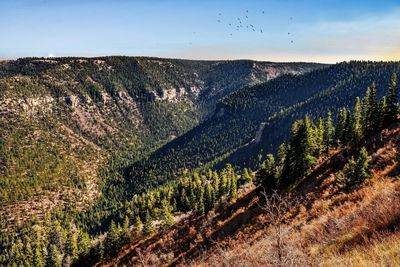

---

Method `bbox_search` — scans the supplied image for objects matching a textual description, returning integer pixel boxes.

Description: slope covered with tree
[123,61,400,192]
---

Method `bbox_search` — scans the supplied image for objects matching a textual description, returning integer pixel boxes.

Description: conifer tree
[142,212,154,236]
[229,174,238,201]
[386,73,398,123]
[242,168,252,184]
[33,242,44,267]
[159,199,174,230]
[122,215,131,243]
[355,147,369,182]
[335,108,348,144]
[256,154,277,190]
[378,96,387,130]
[133,215,142,232]
[47,244,62,267]
[104,220,120,256]
[314,117,324,156]
[77,231,91,258]
[197,187,205,215]
[351,97,363,142]
[65,226,78,261]
[365,82,379,134]
[204,182,215,213]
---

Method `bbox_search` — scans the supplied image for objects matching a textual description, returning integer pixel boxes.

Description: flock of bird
[216,10,295,44]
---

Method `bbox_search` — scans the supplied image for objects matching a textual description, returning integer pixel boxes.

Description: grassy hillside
[104,121,400,267]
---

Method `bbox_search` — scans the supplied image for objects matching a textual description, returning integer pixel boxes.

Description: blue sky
[1,0,400,63]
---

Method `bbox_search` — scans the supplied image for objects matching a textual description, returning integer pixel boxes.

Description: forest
[0,64,398,266]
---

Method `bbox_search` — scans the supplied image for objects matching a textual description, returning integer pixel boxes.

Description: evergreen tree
[355,147,369,183]
[365,82,379,134]
[314,117,324,156]
[256,154,277,190]
[47,245,62,267]
[33,242,44,267]
[65,226,78,261]
[386,73,398,123]
[159,199,174,230]
[378,96,387,130]
[142,212,154,236]
[241,168,252,184]
[351,97,363,142]
[133,216,142,232]
[77,231,91,258]
[104,220,120,256]
[197,187,205,215]
[229,174,238,201]
[335,108,348,144]
[121,215,131,243]
[204,182,215,213]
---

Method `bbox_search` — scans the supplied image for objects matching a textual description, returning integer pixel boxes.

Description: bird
[260,29,263,33]
[246,10,249,13]
[252,29,255,32]
[291,40,294,43]
[250,24,254,27]
[262,11,265,14]
[229,23,232,26]
[217,20,221,23]
[246,15,248,18]
[219,13,222,16]
[288,32,290,35]
[230,33,233,36]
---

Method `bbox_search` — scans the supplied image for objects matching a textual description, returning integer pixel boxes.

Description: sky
[1,0,400,63]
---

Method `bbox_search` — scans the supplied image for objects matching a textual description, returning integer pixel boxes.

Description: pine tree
[204,182,215,213]
[335,108,348,144]
[47,244,62,267]
[386,73,398,123]
[315,117,324,156]
[256,154,277,190]
[229,174,238,201]
[159,199,174,230]
[197,187,205,215]
[355,147,369,183]
[378,96,387,130]
[65,226,78,261]
[142,212,154,236]
[33,242,44,267]
[351,97,363,142]
[133,216,142,232]
[49,220,64,255]
[122,215,131,243]
[104,220,120,256]
[242,168,252,184]
[365,82,379,134]
[77,231,91,258]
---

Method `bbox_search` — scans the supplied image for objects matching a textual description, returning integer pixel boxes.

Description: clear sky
[1,0,400,63]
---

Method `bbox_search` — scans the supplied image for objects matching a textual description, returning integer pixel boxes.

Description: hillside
[103,121,400,267]
[0,57,320,222]
[124,61,400,191]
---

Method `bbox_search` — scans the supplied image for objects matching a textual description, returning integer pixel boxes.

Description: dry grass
[190,127,400,267]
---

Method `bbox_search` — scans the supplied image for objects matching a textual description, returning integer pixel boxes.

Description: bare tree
[259,190,305,267]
